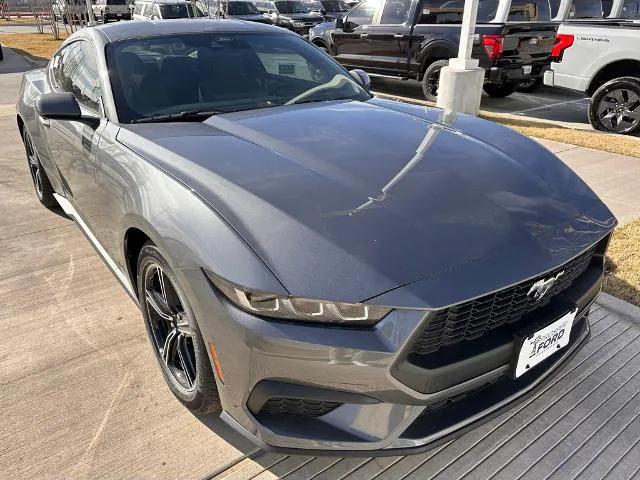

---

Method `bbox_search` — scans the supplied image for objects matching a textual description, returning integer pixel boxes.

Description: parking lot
[2,42,640,479]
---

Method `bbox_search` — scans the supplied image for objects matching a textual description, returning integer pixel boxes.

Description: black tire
[421,59,448,102]
[483,81,519,98]
[137,243,222,415]
[23,129,57,208]
[517,77,541,93]
[588,76,640,135]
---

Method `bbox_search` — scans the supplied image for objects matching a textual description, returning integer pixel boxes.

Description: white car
[132,0,205,19]
[93,0,133,22]
[544,20,640,134]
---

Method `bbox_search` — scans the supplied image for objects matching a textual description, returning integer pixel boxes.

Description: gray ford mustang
[17,19,616,455]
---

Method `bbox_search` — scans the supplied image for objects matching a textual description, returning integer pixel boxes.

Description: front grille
[260,397,341,417]
[410,246,597,357]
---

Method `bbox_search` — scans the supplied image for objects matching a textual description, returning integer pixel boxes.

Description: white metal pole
[454,0,480,68]
[85,0,95,25]
[608,0,625,18]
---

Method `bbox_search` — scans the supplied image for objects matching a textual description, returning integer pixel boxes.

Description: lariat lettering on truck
[577,36,610,43]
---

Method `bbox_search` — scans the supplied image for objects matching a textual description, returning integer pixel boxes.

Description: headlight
[205,271,391,325]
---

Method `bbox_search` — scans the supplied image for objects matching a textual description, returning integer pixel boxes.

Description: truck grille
[260,397,341,417]
[409,246,597,357]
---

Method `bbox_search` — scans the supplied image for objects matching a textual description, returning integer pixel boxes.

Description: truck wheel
[483,82,519,98]
[421,59,448,102]
[517,77,541,93]
[588,77,640,135]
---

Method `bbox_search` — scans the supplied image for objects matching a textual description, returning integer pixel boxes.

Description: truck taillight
[551,34,574,60]
[482,34,504,61]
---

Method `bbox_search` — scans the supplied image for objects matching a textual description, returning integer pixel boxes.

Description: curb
[596,292,640,327]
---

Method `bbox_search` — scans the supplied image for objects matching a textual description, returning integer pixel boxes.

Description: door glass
[134,2,143,14]
[346,0,379,26]
[417,0,499,24]
[380,0,411,23]
[507,0,551,20]
[621,0,640,17]
[57,42,102,113]
[568,0,604,18]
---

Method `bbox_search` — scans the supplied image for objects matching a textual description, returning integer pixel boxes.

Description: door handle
[360,33,369,38]
[39,116,50,128]
[393,34,405,39]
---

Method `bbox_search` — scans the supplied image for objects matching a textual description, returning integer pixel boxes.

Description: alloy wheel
[426,67,442,97]
[144,263,197,391]
[597,88,640,133]
[25,133,43,198]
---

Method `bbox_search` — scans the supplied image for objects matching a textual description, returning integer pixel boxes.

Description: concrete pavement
[1,51,640,479]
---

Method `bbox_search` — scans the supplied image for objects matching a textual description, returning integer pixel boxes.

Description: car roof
[95,18,294,43]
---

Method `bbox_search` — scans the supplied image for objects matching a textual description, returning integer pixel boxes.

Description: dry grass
[373,91,640,159]
[0,32,67,60]
[604,220,640,307]
[0,16,39,25]
[479,112,640,159]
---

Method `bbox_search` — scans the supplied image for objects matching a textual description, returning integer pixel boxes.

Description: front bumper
[180,244,605,455]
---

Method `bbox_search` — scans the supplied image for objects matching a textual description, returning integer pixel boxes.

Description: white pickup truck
[544,21,640,135]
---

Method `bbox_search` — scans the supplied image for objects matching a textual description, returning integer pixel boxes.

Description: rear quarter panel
[554,24,640,92]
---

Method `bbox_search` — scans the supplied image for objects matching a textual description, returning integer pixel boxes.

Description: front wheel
[137,243,222,415]
[588,77,640,135]
[483,81,519,98]
[23,130,57,208]
[421,59,448,102]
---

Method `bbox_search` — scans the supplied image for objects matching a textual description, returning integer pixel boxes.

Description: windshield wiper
[132,109,224,124]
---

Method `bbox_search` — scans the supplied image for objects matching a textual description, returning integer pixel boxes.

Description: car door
[331,0,382,68]
[365,0,414,74]
[43,40,107,220]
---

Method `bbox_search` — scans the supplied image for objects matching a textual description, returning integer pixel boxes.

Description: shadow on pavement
[0,44,40,74]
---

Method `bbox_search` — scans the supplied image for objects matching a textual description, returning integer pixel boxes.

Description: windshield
[107,33,370,123]
[275,1,311,13]
[322,0,349,11]
[228,1,261,14]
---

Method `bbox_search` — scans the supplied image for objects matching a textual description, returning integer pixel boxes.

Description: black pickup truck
[309,0,558,101]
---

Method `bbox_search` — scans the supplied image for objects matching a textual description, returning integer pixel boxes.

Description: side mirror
[349,69,371,90]
[320,8,326,15]
[36,92,100,129]
[335,17,344,28]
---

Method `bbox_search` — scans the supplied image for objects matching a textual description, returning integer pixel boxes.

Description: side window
[622,0,640,17]
[379,0,411,23]
[346,0,378,26]
[418,0,498,24]
[57,41,102,113]
[568,0,603,18]
[49,49,65,89]
[134,2,143,13]
[507,0,551,21]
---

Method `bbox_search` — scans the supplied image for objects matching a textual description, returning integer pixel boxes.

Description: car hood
[279,12,324,21]
[230,13,272,22]
[117,99,615,307]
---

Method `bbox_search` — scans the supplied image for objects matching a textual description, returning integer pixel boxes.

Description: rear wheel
[588,77,640,135]
[483,81,519,98]
[137,243,222,415]
[421,59,448,102]
[23,130,57,208]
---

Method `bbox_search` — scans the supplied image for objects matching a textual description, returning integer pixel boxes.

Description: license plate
[523,65,532,75]
[513,308,576,378]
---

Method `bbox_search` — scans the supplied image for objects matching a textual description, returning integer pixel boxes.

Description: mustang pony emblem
[527,271,565,301]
